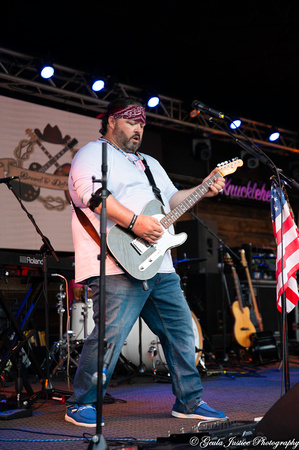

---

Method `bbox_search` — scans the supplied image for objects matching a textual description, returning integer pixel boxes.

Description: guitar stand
[111,317,171,386]
[0,289,47,417]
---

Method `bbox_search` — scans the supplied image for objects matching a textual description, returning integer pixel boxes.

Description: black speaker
[255,382,299,440]
[176,219,218,274]
[251,280,281,333]
[183,273,234,340]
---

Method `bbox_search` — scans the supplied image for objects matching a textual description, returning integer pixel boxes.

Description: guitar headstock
[239,249,248,268]
[217,158,243,177]
[25,128,37,141]
[224,252,234,266]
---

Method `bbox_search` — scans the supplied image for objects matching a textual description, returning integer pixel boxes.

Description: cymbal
[253,255,276,259]
[176,257,207,264]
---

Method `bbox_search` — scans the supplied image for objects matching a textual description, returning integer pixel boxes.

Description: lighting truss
[0,47,298,155]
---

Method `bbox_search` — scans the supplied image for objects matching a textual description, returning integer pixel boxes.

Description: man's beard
[114,127,142,153]
[122,134,141,152]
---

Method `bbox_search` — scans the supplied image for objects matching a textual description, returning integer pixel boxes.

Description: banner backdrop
[0,95,100,252]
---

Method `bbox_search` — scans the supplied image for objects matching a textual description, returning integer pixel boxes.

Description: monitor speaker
[176,219,218,274]
[251,280,280,334]
[255,382,299,440]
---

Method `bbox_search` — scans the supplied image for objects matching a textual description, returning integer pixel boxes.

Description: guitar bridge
[131,237,152,255]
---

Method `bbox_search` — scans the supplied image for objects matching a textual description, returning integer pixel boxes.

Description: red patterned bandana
[97,106,146,123]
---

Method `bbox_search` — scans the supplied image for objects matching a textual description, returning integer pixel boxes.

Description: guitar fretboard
[161,171,219,229]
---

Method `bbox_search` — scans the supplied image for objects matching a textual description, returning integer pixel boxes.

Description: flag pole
[277,178,290,393]
[281,291,290,392]
[271,177,299,394]
[201,113,299,396]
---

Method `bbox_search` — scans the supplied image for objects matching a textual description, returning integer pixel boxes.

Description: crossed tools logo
[0,124,78,211]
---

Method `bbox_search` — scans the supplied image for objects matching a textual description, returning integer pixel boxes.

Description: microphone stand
[195,107,299,393]
[190,211,240,363]
[88,142,109,450]
[4,180,60,404]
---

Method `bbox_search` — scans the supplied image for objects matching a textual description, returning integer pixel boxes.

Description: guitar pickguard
[107,201,187,280]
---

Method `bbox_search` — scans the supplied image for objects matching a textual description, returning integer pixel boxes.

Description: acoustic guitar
[225,253,256,348]
[239,249,264,332]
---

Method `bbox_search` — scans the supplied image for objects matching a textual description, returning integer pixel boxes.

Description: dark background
[1,1,298,131]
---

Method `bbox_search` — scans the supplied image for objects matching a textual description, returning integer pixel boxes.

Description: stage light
[230,119,242,129]
[91,78,105,92]
[40,64,54,79]
[268,129,280,142]
[147,95,160,108]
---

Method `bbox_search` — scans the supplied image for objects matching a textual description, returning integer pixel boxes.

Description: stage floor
[1,350,299,449]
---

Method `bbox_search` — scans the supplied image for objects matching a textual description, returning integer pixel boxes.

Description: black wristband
[128,214,138,231]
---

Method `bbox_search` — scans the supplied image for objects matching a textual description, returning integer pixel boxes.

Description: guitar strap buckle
[152,186,164,204]
[142,280,149,291]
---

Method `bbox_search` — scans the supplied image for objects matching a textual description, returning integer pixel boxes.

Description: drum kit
[122,312,204,375]
[50,261,206,379]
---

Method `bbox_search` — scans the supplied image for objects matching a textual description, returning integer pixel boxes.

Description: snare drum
[121,312,203,372]
[71,300,95,341]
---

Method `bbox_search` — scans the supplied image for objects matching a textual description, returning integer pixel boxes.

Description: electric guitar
[225,253,256,348]
[107,158,243,281]
[240,249,264,332]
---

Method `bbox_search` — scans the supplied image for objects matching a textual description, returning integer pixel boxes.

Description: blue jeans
[68,272,204,413]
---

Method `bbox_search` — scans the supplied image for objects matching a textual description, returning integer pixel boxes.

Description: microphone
[192,100,230,120]
[0,176,19,184]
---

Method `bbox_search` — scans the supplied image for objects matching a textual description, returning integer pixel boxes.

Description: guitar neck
[161,171,220,229]
[240,249,264,331]
[231,264,244,313]
[28,131,59,167]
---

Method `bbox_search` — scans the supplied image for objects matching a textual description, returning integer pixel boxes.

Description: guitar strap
[136,152,165,206]
[72,153,164,247]
[72,202,101,247]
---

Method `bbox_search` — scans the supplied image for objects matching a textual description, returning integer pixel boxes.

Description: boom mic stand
[88,141,109,450]
[192,101,299,392]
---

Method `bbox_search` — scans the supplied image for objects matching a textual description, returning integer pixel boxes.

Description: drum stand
[49,282,81,379]
[112,317,171,386]
[50,340,81,379]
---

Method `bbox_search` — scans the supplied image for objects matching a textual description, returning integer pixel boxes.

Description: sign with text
[0,96,100,251]
[221,178,271,202]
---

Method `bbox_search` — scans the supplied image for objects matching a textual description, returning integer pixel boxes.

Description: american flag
[270,179,299,312]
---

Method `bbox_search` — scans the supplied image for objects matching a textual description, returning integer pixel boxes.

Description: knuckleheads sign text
[221,178,271,202]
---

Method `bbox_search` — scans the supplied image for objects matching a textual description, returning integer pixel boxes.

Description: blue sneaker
[65,404,104,427]
[172,400,227,420]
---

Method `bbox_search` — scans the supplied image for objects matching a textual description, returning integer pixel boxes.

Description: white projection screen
[0,95,101,252]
